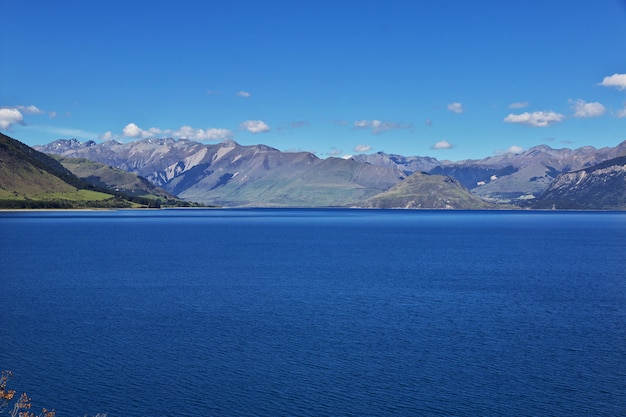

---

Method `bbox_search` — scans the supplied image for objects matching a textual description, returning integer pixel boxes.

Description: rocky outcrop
[533,156,626,209]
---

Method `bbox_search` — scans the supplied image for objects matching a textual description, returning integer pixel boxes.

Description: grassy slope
[361,172,497,209]
[0,133,127,208]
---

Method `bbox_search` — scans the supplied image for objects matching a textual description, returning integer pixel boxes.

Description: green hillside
[361,172,497,209]
[0,133,132,208]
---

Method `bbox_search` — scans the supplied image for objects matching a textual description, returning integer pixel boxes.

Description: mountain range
[32,137,626,209]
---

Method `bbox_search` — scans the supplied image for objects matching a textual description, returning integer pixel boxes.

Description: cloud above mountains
[353,144,372,152]
[0,108,24,130]
[240,120,270,133]
[570,99,605,118]
[353,120,412,135]
[119,122,234,141]
[503,111,565,127]
[431,140,454,150]
[0,105,55,130]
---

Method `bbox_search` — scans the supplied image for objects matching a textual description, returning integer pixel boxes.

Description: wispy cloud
[508,101,529,109]
[570,99,605,118]
[38,126,100,139]
[240,120,270,133]
[353,119,412,135]
[289,121,309,128]
[236,91,251,98]
[16,105,44,115]
[353,144,371,152]
[503,111,565,127]
[430,140,454,150]
[447,102,464,113]
[599,73,626,90]
[276,121,310,133]
[616,104,626,119]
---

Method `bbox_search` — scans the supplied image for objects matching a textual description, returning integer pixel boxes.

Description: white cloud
[122,122,233,141]
[599,73,626,90]
[447,102,464,113]
[236,91,251,98]
[494,145,524,155]
[570,99,605,118]
[509,101,529,109]
[240,120,270,133]
[0,108,24,130]
[616,104,626,118]
[123,122,152,138]
[503,111,565,127]
[353,119,412,134]
[353,144,371,152]
[431,140,454,149]
[0,104,51,130]
[173,126,234,141]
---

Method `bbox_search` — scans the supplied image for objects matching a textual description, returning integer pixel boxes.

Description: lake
[1,209,625,416]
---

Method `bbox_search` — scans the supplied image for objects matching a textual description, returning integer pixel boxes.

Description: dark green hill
[360,171,497,209]
[0,133,133,208]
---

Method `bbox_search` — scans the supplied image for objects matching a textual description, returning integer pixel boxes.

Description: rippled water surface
[1,209,625,416]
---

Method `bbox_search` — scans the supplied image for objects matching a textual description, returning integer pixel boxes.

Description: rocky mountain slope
[357,141,626,203]
[532,155,626,210]
[37,138,410,207]
[35,137,626,209]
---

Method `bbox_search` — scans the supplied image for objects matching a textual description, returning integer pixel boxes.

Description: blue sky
[2,0,626,160]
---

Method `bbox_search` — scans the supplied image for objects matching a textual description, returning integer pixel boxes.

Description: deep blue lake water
[1,209,625,416]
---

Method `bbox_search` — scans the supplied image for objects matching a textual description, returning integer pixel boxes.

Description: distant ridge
[34,137,626,209]
[533,155,626,210]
